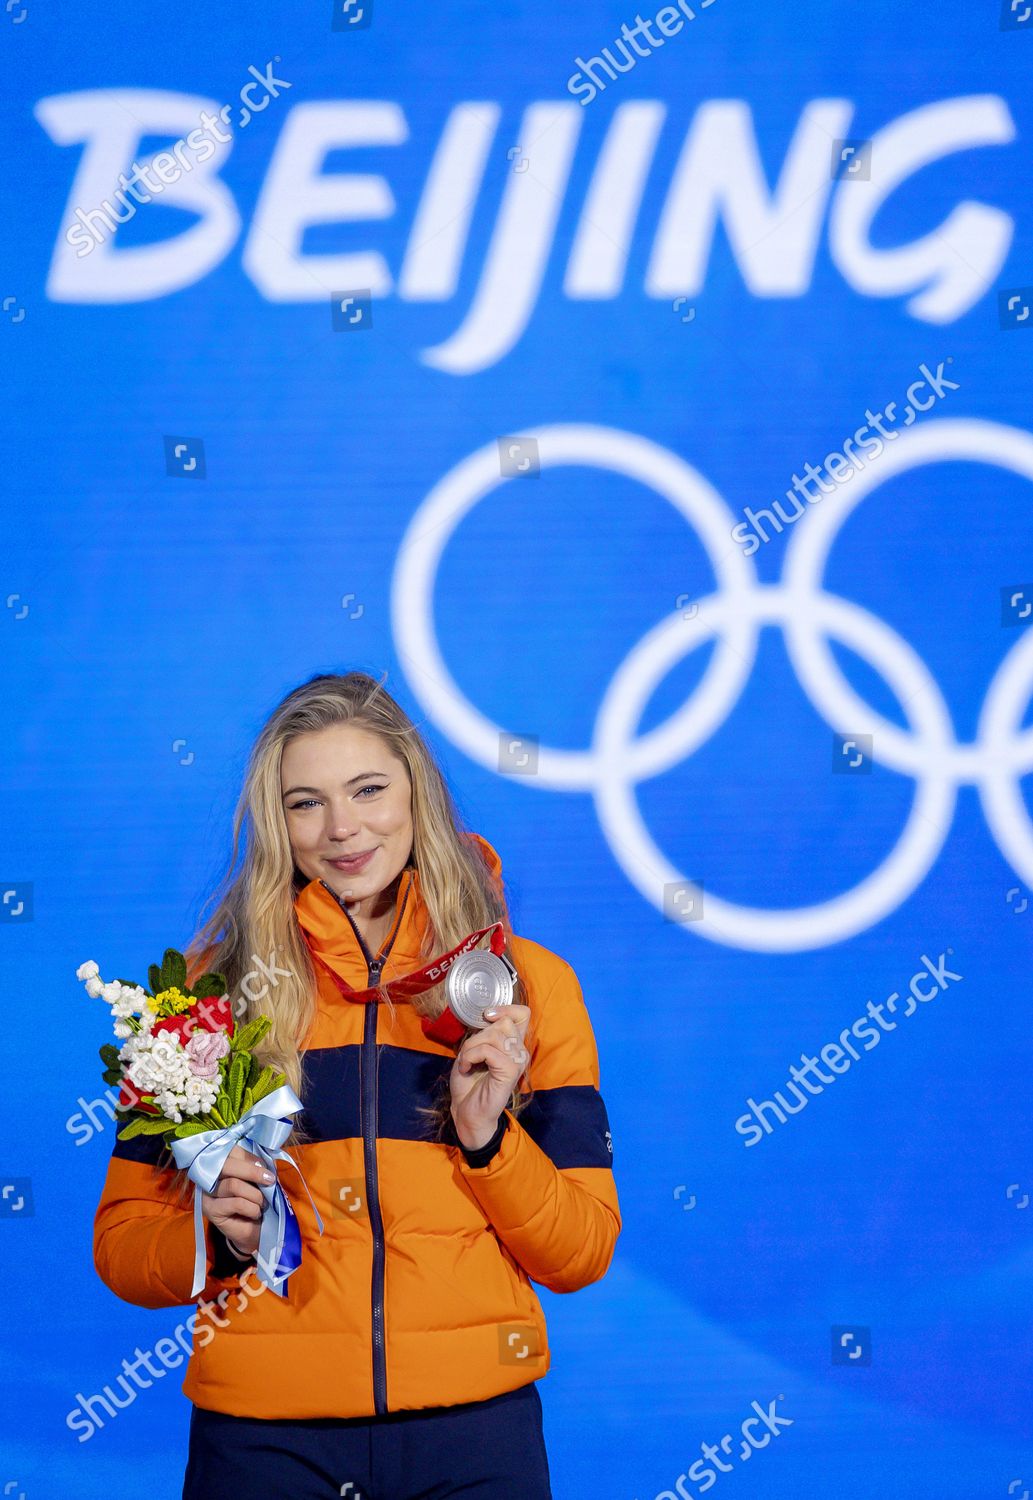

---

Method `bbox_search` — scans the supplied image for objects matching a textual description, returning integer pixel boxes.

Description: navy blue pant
[181,1381,552,1500]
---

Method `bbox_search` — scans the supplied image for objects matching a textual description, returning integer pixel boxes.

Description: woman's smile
[325,848,377,872]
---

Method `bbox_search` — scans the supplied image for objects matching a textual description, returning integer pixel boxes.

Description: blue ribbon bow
[170,1084,324,1300]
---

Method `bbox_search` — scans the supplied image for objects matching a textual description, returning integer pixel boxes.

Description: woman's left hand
[449,1003,532,1151]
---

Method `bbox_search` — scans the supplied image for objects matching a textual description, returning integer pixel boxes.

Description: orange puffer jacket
[92,834,621,1419]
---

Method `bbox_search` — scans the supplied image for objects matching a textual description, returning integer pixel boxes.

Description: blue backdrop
[3,1,1032,1495]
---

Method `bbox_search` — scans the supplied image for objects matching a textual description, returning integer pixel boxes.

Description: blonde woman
[92,670,621,1500]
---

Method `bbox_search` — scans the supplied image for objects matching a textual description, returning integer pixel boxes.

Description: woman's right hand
[200,1144,275,1257]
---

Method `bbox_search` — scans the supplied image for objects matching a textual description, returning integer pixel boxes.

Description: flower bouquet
[79,947,322,1298]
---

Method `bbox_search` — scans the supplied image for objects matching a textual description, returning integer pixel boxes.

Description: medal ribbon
[307,920,508,1045]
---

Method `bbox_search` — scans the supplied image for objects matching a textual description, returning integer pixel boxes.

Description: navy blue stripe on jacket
[111,1046,613,1171]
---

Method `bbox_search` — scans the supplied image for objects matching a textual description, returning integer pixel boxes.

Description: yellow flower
[152,985,193,1018]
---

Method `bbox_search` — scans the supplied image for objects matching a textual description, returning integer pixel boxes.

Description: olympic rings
[391,420,1033,951]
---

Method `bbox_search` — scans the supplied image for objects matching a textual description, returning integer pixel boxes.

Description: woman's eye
[287,786,384,809]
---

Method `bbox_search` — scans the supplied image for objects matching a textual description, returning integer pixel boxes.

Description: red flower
[151,1013,194,1044]
[195,994,235,1036]
[117,1076,160,1115]
[153,994,235,1044]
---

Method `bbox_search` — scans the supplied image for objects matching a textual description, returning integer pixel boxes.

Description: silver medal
[445,949,517,1029]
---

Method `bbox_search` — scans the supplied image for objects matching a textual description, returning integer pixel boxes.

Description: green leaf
[99,1043,121,1069]
[148,963,162,995]
[249,1065,286,1103]
[231,1016,272,1054]
[250,1065,274,1099]
[173,1120,212,1138]
[240,1086,254,1117]
[102,1068,122,1086]
[245,1054,263,1088]
[117,1115,176,1140]
[159,948,188,993]
[192,971,227,999]
[227,1054,247,1116]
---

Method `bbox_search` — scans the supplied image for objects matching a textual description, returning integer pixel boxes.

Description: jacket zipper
[319,871,412,1416]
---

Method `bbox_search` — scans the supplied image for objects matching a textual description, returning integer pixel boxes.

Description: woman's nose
[327,811,362,840]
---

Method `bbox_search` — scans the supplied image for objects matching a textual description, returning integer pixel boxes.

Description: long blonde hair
[181,669,530,1161]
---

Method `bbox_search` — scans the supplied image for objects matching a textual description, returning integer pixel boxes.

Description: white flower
[122,1026,199,1110]
[156,1090,183,1124]
[77,960,100,981]
[149,1034,182,1069]
[111,1016,227,1126]
[85,976,104,999]
[181,1076,219,1115]
[101,981,124,1004]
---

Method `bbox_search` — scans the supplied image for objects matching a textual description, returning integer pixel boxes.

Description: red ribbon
[307,921,509,1046]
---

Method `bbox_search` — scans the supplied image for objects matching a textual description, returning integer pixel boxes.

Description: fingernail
[484,1008,497,1018]
[262,1170,275,1183]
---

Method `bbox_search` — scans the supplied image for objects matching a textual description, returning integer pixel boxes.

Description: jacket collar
[293,832,502,992]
